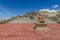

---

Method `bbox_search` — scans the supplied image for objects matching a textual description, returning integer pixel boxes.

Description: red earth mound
[0,23,60,40]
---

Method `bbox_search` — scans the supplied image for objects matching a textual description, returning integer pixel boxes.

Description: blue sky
[0,0,60,19]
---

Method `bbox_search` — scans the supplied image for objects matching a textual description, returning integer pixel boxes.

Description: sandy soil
[0,23,60,40]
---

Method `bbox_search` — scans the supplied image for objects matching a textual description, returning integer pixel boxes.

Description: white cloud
[52,4,58,8]
[40,8,58,12]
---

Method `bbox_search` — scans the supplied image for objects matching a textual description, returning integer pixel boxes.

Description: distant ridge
[0,10,60,24]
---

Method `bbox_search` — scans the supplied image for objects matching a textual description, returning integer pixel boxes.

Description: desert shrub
[29,15,34,20]
[49,16,58,21]
[57,21,60,23]
[0,21,3,24]
[56,14,60,23]
[8,19,13,22]
[23,15,28,17]
[49,16,60,23]
[56,14,60,18]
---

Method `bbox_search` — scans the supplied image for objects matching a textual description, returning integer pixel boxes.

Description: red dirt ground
[0,23,60,40]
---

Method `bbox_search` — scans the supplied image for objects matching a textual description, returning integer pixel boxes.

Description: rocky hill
[39,11,60,23]
[8,11,59,23]
[0,10,60,24]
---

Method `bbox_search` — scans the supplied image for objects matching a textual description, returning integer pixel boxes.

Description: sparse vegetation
[49,16,57,21]
[0,11,60,23]
[0,20,7,24]
[26,11,38,20]
[0,21,4,24]
[56,14,60,18]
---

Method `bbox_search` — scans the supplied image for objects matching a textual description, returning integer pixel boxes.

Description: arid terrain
[0,11,60,40]
[0,23,60,40]
[0,0,60,40]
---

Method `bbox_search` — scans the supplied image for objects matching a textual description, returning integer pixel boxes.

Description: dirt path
[0,23,60,40]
